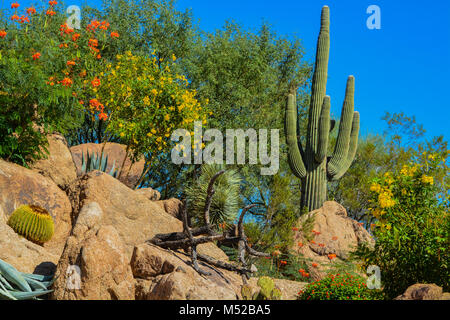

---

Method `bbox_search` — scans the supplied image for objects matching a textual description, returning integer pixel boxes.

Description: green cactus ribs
[7,205,55,245]
[285,6,360,212]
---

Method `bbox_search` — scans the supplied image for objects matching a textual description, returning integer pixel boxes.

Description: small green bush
[297,273,377,300]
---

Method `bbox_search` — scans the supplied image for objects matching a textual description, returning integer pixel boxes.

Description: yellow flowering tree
[357,151,449,299]
[94,51,208,177]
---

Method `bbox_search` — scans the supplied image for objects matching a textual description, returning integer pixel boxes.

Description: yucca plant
[185,164,241,227]
[0,259,54,300]
[81,150,118,177]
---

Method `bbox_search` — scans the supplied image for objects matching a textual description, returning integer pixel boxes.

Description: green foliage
[355,152,450,299]
[81,150,118,177]
[253,252,313,283]
[0,259,54,300]
[241,276,281,300]
[297,273,377,300]
[7,205,54,245]
[286,6,360,212]
[185,164,241,227]
[241,172,301,253]
[0,4,119,165]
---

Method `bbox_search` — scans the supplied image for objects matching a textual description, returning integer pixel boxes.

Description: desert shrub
[0,2,120,165]
[253,252,313,283]
[297,273,377,300]
[95,51,208,169]
[355,151,450,299]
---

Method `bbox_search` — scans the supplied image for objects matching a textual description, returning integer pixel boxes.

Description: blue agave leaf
[0,287,17,300]
[0,259,32,292]
[8,289,53,300]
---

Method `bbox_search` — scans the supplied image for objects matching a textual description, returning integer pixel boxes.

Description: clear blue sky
[3,0,450,140]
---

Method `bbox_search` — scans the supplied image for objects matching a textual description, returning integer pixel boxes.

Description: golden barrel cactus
[7,205,54,245]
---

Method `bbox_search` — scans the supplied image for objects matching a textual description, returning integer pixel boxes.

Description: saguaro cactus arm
[328,111,360,180]
[286,91,306,178]
[315,95,331,163]
[327,75,357,178]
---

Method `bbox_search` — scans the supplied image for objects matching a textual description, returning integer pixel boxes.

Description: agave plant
[0,259,55,300]
[185,164,241,227]
[81,150,118,177]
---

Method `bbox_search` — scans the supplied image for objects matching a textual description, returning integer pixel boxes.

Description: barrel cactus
[241,276,282,300]
[185,164,240,227]
[7,205,54,245]
[286,6,360,212]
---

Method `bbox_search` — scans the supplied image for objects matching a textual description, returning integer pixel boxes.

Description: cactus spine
[286,6,360,212]
[7,205,55,245]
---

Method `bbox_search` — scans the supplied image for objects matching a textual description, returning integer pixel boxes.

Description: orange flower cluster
[26,7,36,15]
[32,52,41,60]
[89,99,107,120]
[312,230,321,236]
[67,60,76,66]
[332,236,338,241]
[327,253,337,260]
[91,77,101,88]
[46,10,56,16]
[59,77,72,87]
[0,30,6,38]
[60,23,74,36]
[292,227,299,232]
[11,2,20,9]
[312,263,318,268]
[110,31,119,38]
[48,0,57,6]
[297,242,303,247]
[10,14,29,23]
[298,269,310,278]
[280,260,287,266]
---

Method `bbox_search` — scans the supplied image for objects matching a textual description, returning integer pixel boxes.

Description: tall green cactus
[286,6,360,212]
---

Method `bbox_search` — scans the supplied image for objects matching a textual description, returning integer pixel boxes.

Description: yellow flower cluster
[400,164,418,177]
[370,182,396,209]
[378,190,396,209]
[95,51,209,156]
[420,174,434,185]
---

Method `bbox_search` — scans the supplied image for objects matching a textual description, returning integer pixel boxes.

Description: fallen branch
[148,170,269,278]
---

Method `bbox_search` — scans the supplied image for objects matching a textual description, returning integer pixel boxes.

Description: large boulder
[131,243,308,300]
[70,142,145,189]
[51,202,135,300]
[29,133,77,190]
[155,198,183,220]
[135,187,161,201]
[66,171,228,261]
[132,243,240,300]
[293,201,374,280]
[395,284,450,300]
[0,160,72,256]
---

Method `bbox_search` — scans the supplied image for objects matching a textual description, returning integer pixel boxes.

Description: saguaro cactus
[286,6,360,212]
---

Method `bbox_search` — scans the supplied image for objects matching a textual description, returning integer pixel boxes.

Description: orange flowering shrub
[297,273,377,300]
[0,2,120,164]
